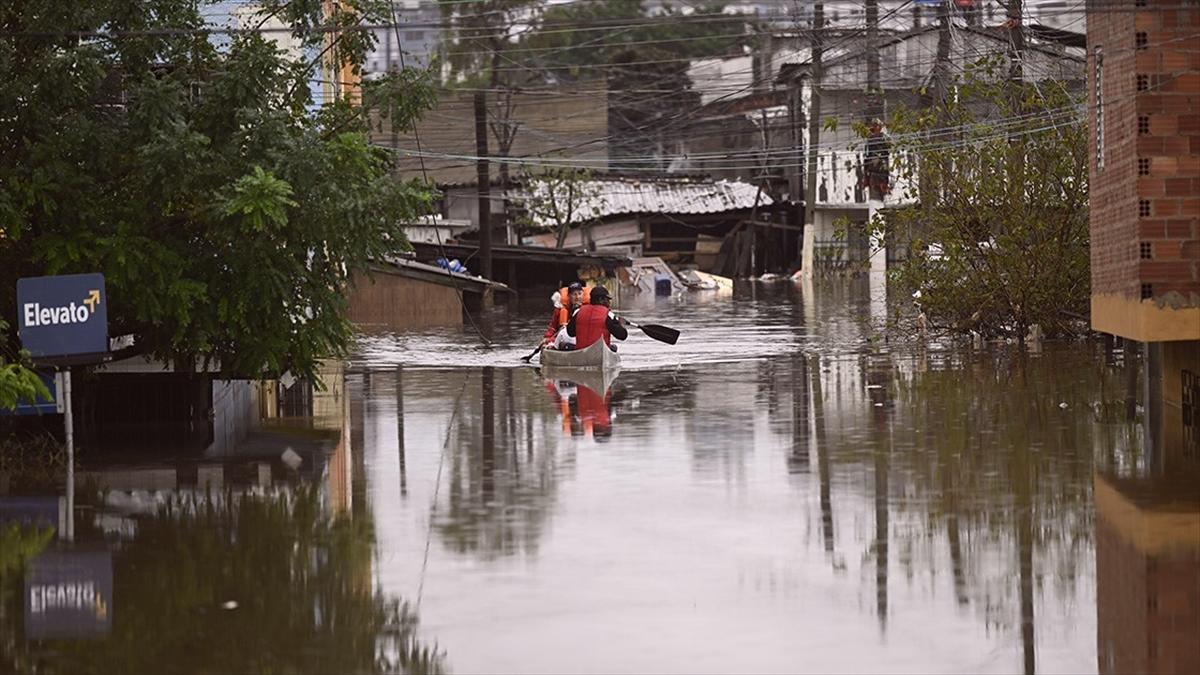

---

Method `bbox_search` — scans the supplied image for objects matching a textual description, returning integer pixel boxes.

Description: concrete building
[1087,0,1200,454]
[778,23,1084,269]
[646,0,1083,32]
[376,88,610,185]
[362,0,441,75]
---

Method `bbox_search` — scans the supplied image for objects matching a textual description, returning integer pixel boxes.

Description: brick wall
[1089,0,1200,307]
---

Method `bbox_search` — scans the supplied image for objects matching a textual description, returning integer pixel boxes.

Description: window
[1136,32,1148,50]
[1139,158,1151,175]
[1140,199,1152,217]
[405,31,424,42]
[1137,74,1149,91]
[1141,283,1154,299]
[1095,47,1105,169]
[1139,115,1150,135]
[1140,242,1153,259]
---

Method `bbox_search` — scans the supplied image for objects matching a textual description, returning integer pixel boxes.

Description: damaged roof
[514,176,771,228]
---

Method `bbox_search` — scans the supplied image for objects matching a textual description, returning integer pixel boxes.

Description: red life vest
[576,382,611,436]
[573,304,612,349]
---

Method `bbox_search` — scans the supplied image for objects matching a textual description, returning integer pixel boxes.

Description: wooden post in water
[475,91,493,309]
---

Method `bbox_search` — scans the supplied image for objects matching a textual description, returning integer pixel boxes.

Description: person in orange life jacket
[542,282,588,348]
[544,378,579,435]
[566,286,628,351]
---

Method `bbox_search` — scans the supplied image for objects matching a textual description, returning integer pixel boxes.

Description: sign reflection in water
[24,550,112,640]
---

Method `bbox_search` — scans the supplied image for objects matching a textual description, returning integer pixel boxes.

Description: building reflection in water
[0,361,444,674]
[1095,415,1200,675]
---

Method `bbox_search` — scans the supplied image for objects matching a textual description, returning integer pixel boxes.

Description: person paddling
[542,282,587,349]
[566,286,628,352]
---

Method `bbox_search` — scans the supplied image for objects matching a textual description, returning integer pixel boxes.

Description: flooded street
[355,282,1134,675]
[5,281,1196,674]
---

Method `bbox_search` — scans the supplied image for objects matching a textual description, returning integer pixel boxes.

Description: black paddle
[624,320,680,345]
[520,344,545,363]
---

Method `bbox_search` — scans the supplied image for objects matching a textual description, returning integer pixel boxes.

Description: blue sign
[16,274,108,359]
[25,550,113,640]
[0,372,63,416]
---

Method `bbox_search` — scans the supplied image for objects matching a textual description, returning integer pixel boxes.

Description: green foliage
[515,0,747,82]
[0,524,54,577]
[439,0,746,86]
[0,318,50,411]
[872,57,1089,340]
[0,0,437,381]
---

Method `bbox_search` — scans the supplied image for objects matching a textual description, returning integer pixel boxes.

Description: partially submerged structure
[512,174,791,276]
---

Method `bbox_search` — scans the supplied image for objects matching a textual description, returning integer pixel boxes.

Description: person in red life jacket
[566,286,628,351]
[542,282,588,348]
[575,379,613,441]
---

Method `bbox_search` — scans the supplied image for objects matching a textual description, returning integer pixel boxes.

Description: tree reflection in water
[1,486,443,674]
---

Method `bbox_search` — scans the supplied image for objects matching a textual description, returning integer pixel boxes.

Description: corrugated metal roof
[515,177,772,229]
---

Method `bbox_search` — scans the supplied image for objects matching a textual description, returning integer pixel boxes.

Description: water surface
[4,280,1196,674]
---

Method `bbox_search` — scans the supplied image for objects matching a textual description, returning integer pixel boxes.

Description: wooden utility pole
[865,0,880,118]
[800,2,824,278]
[474,91,493,282]
[1006,0,1026,203]
[933,0,952,106]
[1007,0,1025,87]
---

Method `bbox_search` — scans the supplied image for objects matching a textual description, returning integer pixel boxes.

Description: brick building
[1088,0,1200,453]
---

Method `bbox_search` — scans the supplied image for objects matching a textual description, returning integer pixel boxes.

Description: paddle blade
[638,323,680,345]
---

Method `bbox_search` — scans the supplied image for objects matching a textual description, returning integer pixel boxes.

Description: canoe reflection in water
[541,367,622,441]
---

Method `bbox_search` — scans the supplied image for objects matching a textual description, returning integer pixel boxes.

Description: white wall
[208,380,263,457]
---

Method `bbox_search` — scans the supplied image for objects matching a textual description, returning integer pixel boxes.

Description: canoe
[541,364,621,396]
[539,338,621,370]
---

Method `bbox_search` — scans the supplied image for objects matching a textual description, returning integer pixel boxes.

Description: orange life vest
[556,285,590,326]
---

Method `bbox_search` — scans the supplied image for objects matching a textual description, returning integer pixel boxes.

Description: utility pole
[788,72,804,268]
[474,91,493,284]
[1006,0,1026,201]
[865,0,880,118]
[1007,0,1025,87]
[800,2,824,278]
[932,0,952,107]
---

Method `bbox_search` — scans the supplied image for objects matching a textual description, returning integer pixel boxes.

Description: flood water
[3,280,1197,674]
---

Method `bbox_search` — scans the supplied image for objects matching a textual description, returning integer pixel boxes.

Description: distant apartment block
[364,0,441,75]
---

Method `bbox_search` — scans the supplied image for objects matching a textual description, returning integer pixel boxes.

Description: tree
[511,168,605,249]
[0,0,437,383]
[867,57,1088,340]
[516,0,747,80]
